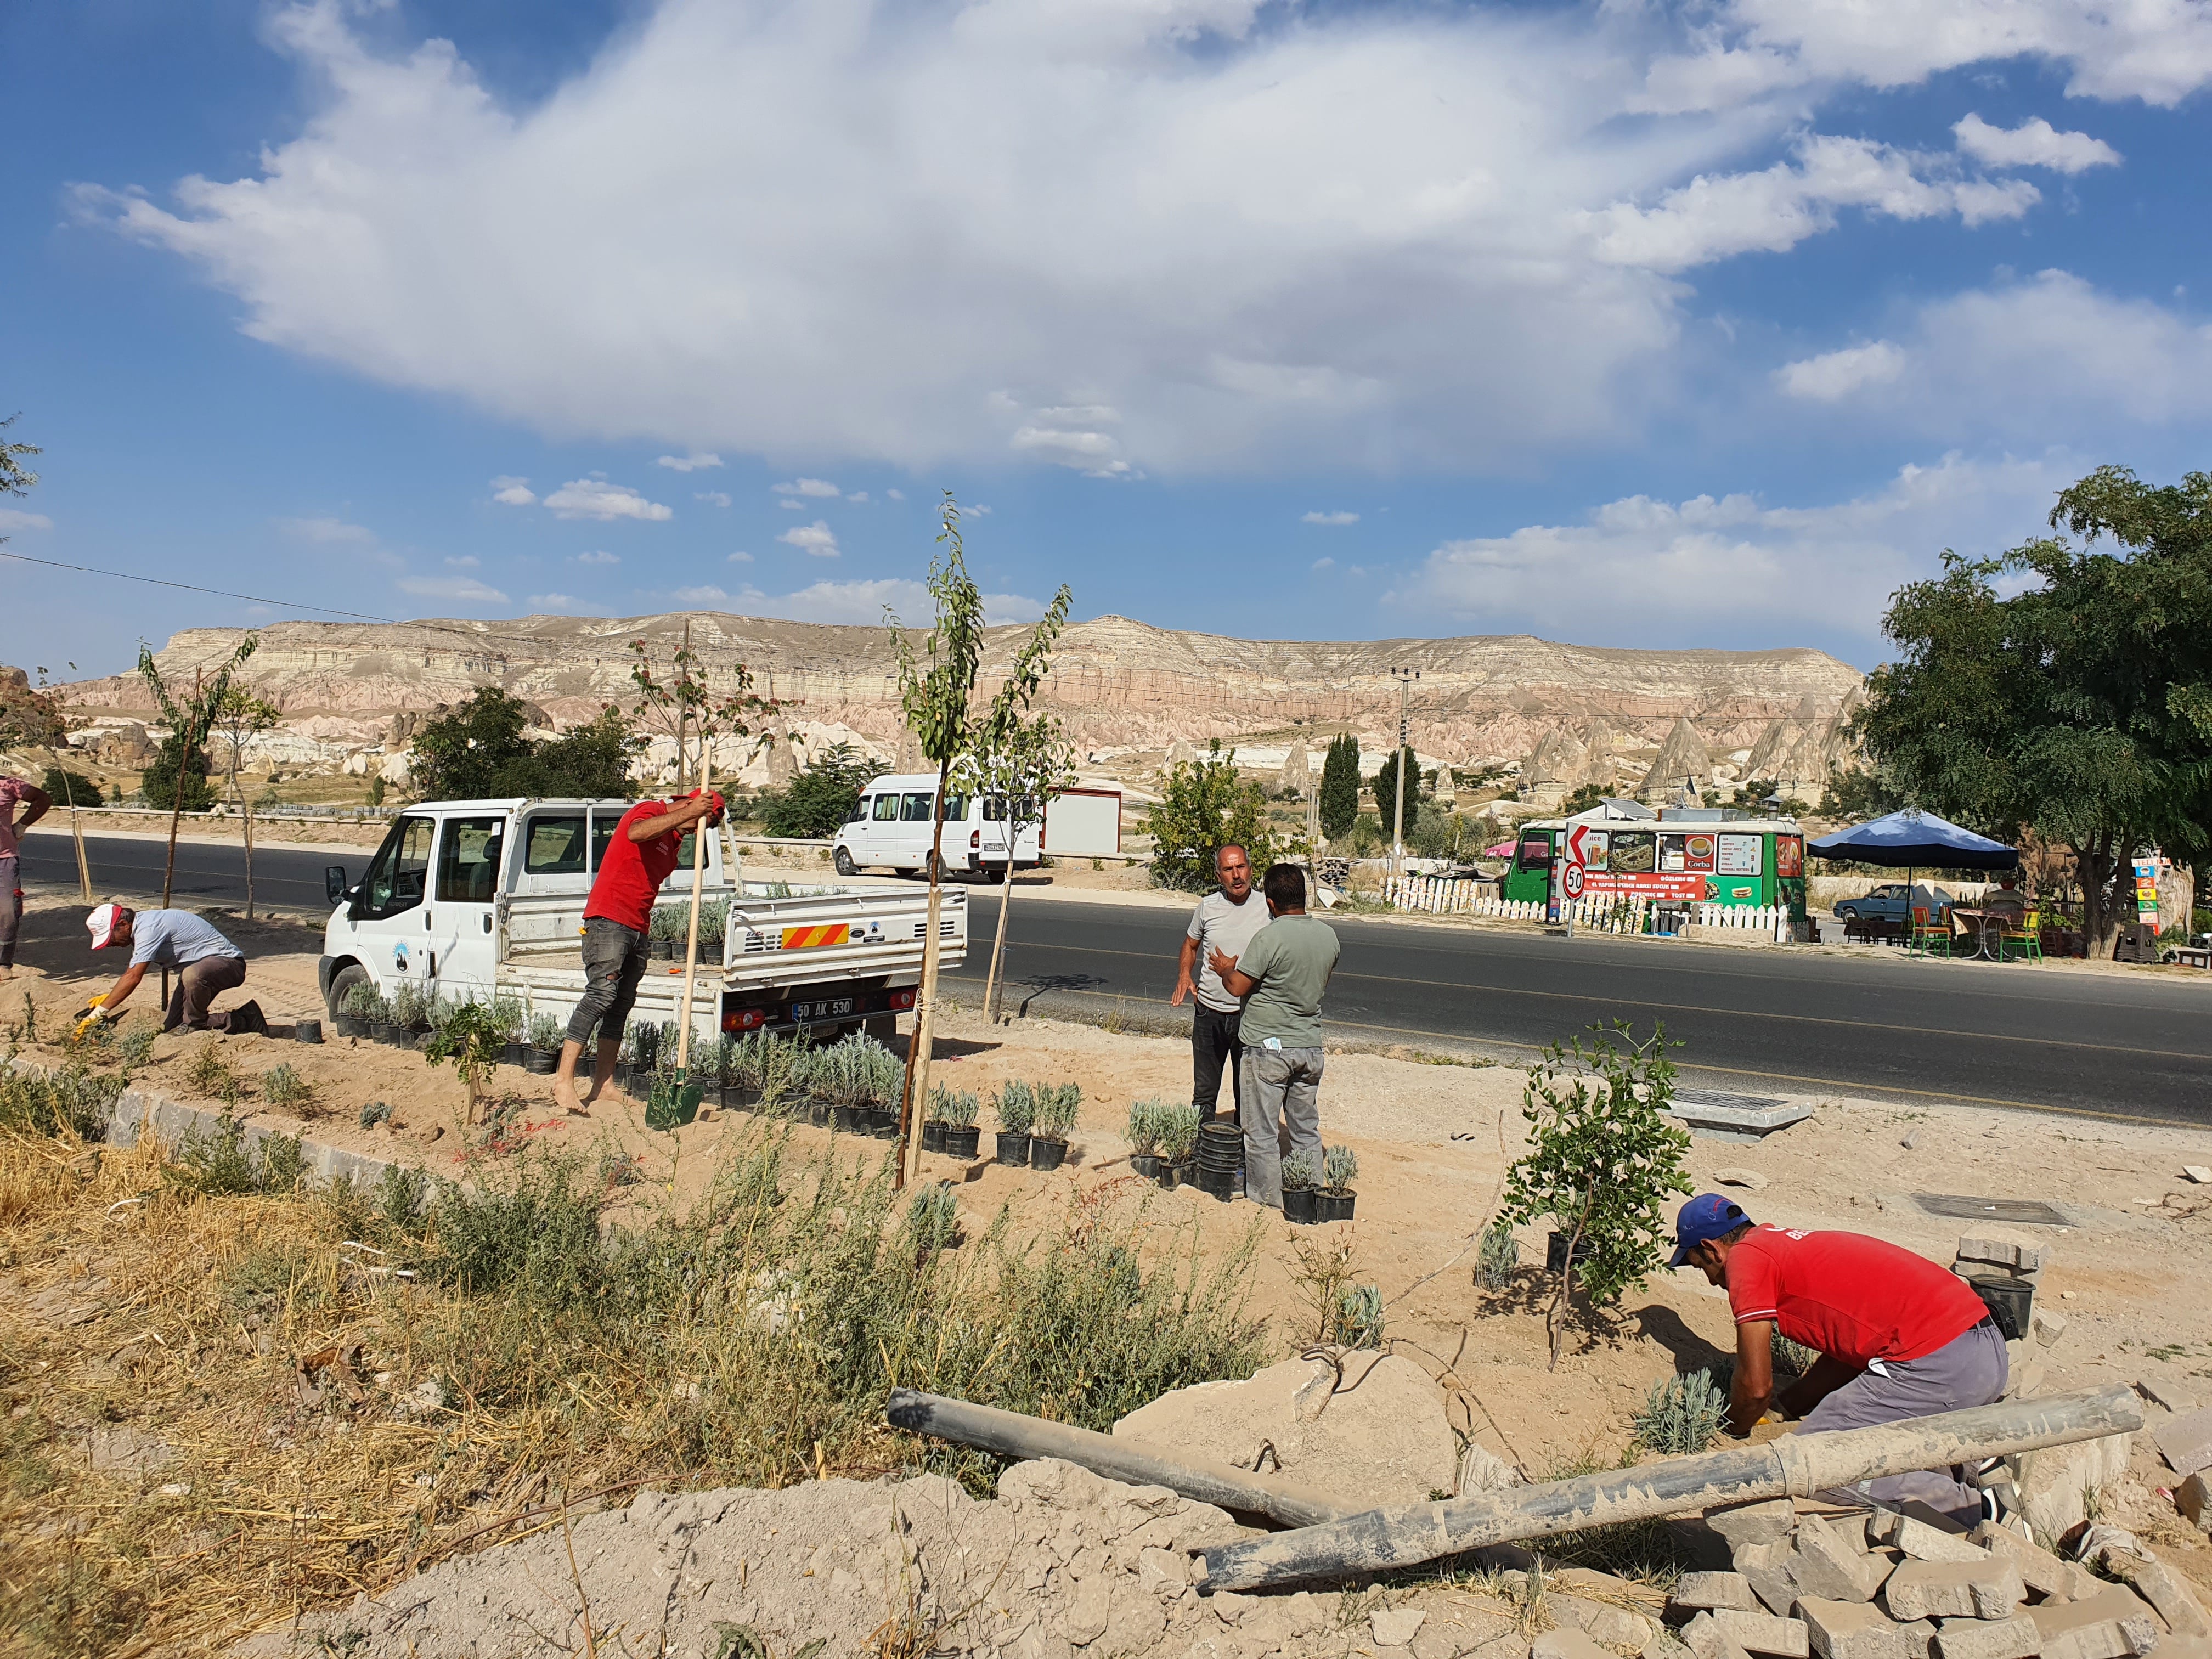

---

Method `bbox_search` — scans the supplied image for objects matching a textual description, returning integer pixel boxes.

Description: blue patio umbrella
[1809,809,2018,947]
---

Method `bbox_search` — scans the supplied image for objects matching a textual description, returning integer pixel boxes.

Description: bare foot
[552,1076,589,1117]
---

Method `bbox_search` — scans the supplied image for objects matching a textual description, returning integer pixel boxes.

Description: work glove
[70,996,110,1041]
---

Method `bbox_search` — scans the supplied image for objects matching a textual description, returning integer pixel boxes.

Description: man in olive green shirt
[1208,861,1340,1207]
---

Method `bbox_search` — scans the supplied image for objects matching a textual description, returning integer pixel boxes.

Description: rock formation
[1643,713,1713,802]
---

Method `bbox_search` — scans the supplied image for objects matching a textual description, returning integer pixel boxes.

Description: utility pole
[1389,667,1419,881]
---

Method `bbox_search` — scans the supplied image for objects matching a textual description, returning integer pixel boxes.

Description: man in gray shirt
[1170,843,1269,1122]
[1210,862,1340,1207]
[82,903,259,1034]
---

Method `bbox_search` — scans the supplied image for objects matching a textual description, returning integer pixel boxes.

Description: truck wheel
[326,961,370,1024]
[833,847,857,876]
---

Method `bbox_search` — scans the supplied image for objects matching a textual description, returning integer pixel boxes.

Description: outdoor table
[1949,909,2017,961]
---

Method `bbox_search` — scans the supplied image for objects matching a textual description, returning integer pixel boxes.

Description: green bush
[1155,1103,1200,1163]
[1322,1144,1358,1190]
[1141,740,1277,893]
[526,1012,564,1050]
[1632,1369,1730,1455]
[1281,1152,1319,1192]
[759,741,875,838]
[1475,1220,1519,1290]
[168,1115,306,1197]
[1329,1284,1385,1349]
[1125,1098,1167,1155]
[928,1085,980,1127]
[1031,1082,1081,1141]
[995,1080,1036,1135]
[0,1062,122,1139]
[343,981,388,1022]
[261,1063,312,1111]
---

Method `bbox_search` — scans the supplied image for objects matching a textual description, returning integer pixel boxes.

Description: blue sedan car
[1833,882,1954,926]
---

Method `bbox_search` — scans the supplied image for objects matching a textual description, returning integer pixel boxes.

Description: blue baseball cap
[1671,1193,1752,1267]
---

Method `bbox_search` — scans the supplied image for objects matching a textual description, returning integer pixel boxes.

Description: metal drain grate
[1912,1194,2072,1228]
[1675,1088,1791,1113]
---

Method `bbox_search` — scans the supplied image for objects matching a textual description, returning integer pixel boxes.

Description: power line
[0,549,398,624]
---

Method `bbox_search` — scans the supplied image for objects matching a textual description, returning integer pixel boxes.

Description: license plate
[789,997,857,1021]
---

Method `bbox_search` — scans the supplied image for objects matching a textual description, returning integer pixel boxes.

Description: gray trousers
[161,953,247,1032]
[567,917,648,1046]
[1798,1318,2008,1520]
[1239,1042,1323,1208]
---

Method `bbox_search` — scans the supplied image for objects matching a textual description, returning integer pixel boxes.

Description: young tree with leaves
[1142,741,1277,893]
[1855,465,2212,956]
[1369,744,1423,841]
[966,708,1077,1023]
[887,495,1071,1184]
[1318,733,1361,840]
[210,683,281,917]
[137,636,258,908]
[1500,1022,1692,1370]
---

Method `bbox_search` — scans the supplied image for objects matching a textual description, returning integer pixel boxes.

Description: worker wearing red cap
[552,789,725,1116]
[81,902,262,1034]
[1673,1193,2007,1522]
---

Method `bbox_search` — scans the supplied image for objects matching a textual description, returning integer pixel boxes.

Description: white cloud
[727,550,753,563]
[0,509,54,532]
[1393,454,2066,644]
[276,515,377,544]
[656,451,723,471]
[846,490,870,504]
[542,479,674,521]
[778,520,839,557]
[672,583,752,606]
[778,499,805,510]
[398,573,510,603]
[1953,114,2121,175]
[752,578,1046,627]
[1312,556,1335,570]
[774,478,842,498]
[965,503,992,516]
[1304,510,1359,526]
[1587,136,2037,275]
[574,549,619,565]
[490,475,537,506]
[525,591,583,609]
[693,490,731,507]
[887,489,905,502]
[444,554,481,568]
[1776,340,1907,402]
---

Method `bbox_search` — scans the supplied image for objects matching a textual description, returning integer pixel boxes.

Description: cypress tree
[1318,733,1361,838]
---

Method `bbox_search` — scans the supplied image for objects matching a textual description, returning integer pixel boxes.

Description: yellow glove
[72,996,109,1041]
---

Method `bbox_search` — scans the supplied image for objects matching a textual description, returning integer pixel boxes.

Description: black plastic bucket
[944,1126,981,1159]
[995,1131,1031,1166]
[1968,1273,2033,1340]
[1030,1137,1068,1171]
[294,1019,324,1045]
[1283,1188,1322,1224]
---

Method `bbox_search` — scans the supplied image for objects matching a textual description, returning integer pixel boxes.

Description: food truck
[1500,804,1807,930]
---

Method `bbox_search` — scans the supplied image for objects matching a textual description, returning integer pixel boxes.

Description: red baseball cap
[87,903,125,949]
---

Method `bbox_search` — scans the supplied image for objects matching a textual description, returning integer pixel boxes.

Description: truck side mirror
[325,865,349,904]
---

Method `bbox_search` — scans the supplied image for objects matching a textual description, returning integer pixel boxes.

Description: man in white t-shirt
[1170,844,1270,1122]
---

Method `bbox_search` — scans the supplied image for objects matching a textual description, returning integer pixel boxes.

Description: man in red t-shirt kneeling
[554,790,724,1117]
[1674,1194,2007,1522]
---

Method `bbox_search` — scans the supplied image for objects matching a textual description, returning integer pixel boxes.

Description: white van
[831,773,1042,881]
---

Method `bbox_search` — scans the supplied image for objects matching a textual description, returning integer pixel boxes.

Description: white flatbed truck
[315,797,964,1046]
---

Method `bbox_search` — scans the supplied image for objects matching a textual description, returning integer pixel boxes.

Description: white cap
[87,903,125,949]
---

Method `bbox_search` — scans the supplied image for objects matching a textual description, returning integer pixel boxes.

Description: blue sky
[7,0,2212,679]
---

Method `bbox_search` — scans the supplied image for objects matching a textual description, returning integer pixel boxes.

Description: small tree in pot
[930,1086,981,1159]
[1156,1102,1200,1187]
[1320,1144,1359,1221]
[1125,1098,1165,1178]
[425,998,505,1127]
[525,1012,564,1072]
[1281,1150,1323,1224]
[1500,1020,1691,1370]
[1029,1081,1080,1170]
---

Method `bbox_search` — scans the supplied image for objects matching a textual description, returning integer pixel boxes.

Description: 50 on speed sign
[1562,862,1587,899]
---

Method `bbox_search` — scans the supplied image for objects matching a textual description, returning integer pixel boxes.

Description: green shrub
[488,992,527,1041]
[1322,1144,1359,1190]
[526,1012,564,1050]
[1475,1220,1519,1290]
[390,983,429,1030]
[261,1063,312,1111]
[1141,740,1277,893]
[927,1085,979,1127]
[1281,1152,1320,1192]
[343,981,388,1021]
[1031,1082,1081,1141]
[995,1080,1036,1135]
[1156,1102,1200,1163]
[1632,1369,1730,1455]
[904,1186,959,1256]
[0,1062,122,1139]
[1329,1284,1385,1349]
[168,1115,306,1197]
[1125,1098,1167,1155]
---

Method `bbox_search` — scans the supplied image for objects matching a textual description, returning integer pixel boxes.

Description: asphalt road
[22,830,2212,1125]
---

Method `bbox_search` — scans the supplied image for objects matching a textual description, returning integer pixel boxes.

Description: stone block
[1796,1597,1901,1659]
[1374,1606,1430,1647]
[1647,1632,1699,1659]
[1737,1540,1798,1573]
[2012,1434,2135,1542]
[1955,1237,2045,1275]
[1712,1611,1810,1657]
[1891,1622,1939,1659]
[1677,1574,1759,1613]
[1882,1563,2026,1622]
[1551,1594,1654,1647]
[1871,1514,1989,1564]
[2111,1556,2210,1639]
[1681,1612,1724,1659]
[1931,1616,2040,1659]
[1748,1566,1805,1618]
[1534,1629,1615,1659]
[2031,1587,2164,1659]
[2154,1407,2212,1479]
[2179,1472,2211,1537]
[2030,1306,2067,1347]
[1708,1500,1799,1549]
[1716,1167,1771,1190]
[1968,1522,2085,1601]
[1793,1515,1893,1604]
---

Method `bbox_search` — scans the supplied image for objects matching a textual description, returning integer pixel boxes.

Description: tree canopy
[759,742,877,837]
[1369,744,1424,837]
[409,689,641,800]
[1855,465,2212,952]
[1318,733,1361,839]
[1142,740,1277,892]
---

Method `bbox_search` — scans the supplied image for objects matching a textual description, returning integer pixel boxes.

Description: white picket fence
[1380,876,1792,941]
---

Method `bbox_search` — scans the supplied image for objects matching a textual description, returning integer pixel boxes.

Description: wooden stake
[674,751,714,1072]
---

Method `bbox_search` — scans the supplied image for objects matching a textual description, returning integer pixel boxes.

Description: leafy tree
[424,1000,506,1127]
[498,706,642,798]
[1500,1022,1691,1371]
[887,495,1072,1184]
[1318,733,1361,839]
[1560,781,1608,817]
[140,738,215,811]
[761,741,876,836]
[208,684,283,917]
[1818,766,1902,824]
[0,415,39,534]
[138,634,258,905]
[1370,743,1423,840]
[42,765,99,808]
[407,687,535,800]
[1855,465,2212,955]
[1142,740,1277,893]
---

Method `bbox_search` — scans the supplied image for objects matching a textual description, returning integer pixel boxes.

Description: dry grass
[0,1099,1268,1657]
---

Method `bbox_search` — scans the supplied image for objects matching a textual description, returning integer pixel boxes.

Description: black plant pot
[922,1122,947,1153]
[502,1040,528,1068]
[1029,1137,1068,1171]
[1129,1153,1161,1178]
[294,1019,324,1045]
[1283,1188,1323,1224]
[1544,1229,1587,1273]
[832,1104,862,1134]
[868,1108,900,1139]
[995,1131,1032,1166]
[718,1082,749,1111]
[652,937,676,960]
[334,1014,369,1040]
[944,1126,981,1160]
[1321,1190,1356,1222]
[1196,1166,1237,1201]
[526,1046,560,1075]
[370,1020,403,1046]
[807,1103,832,1127]
[1156,1162,1183,1190]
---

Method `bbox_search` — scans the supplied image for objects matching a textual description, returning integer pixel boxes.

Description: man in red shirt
[1673,1193,2007,1521]
[554,790,724,1116]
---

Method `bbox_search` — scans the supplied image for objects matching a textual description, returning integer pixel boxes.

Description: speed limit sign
[1562,861,1587,900]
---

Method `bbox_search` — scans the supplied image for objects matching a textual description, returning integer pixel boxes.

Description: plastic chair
[1910,906,1952,958]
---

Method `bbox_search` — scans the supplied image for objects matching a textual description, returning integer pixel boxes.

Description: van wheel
[326,962,370,1024]
[984,866,1006,884]
[833,847,857,876]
